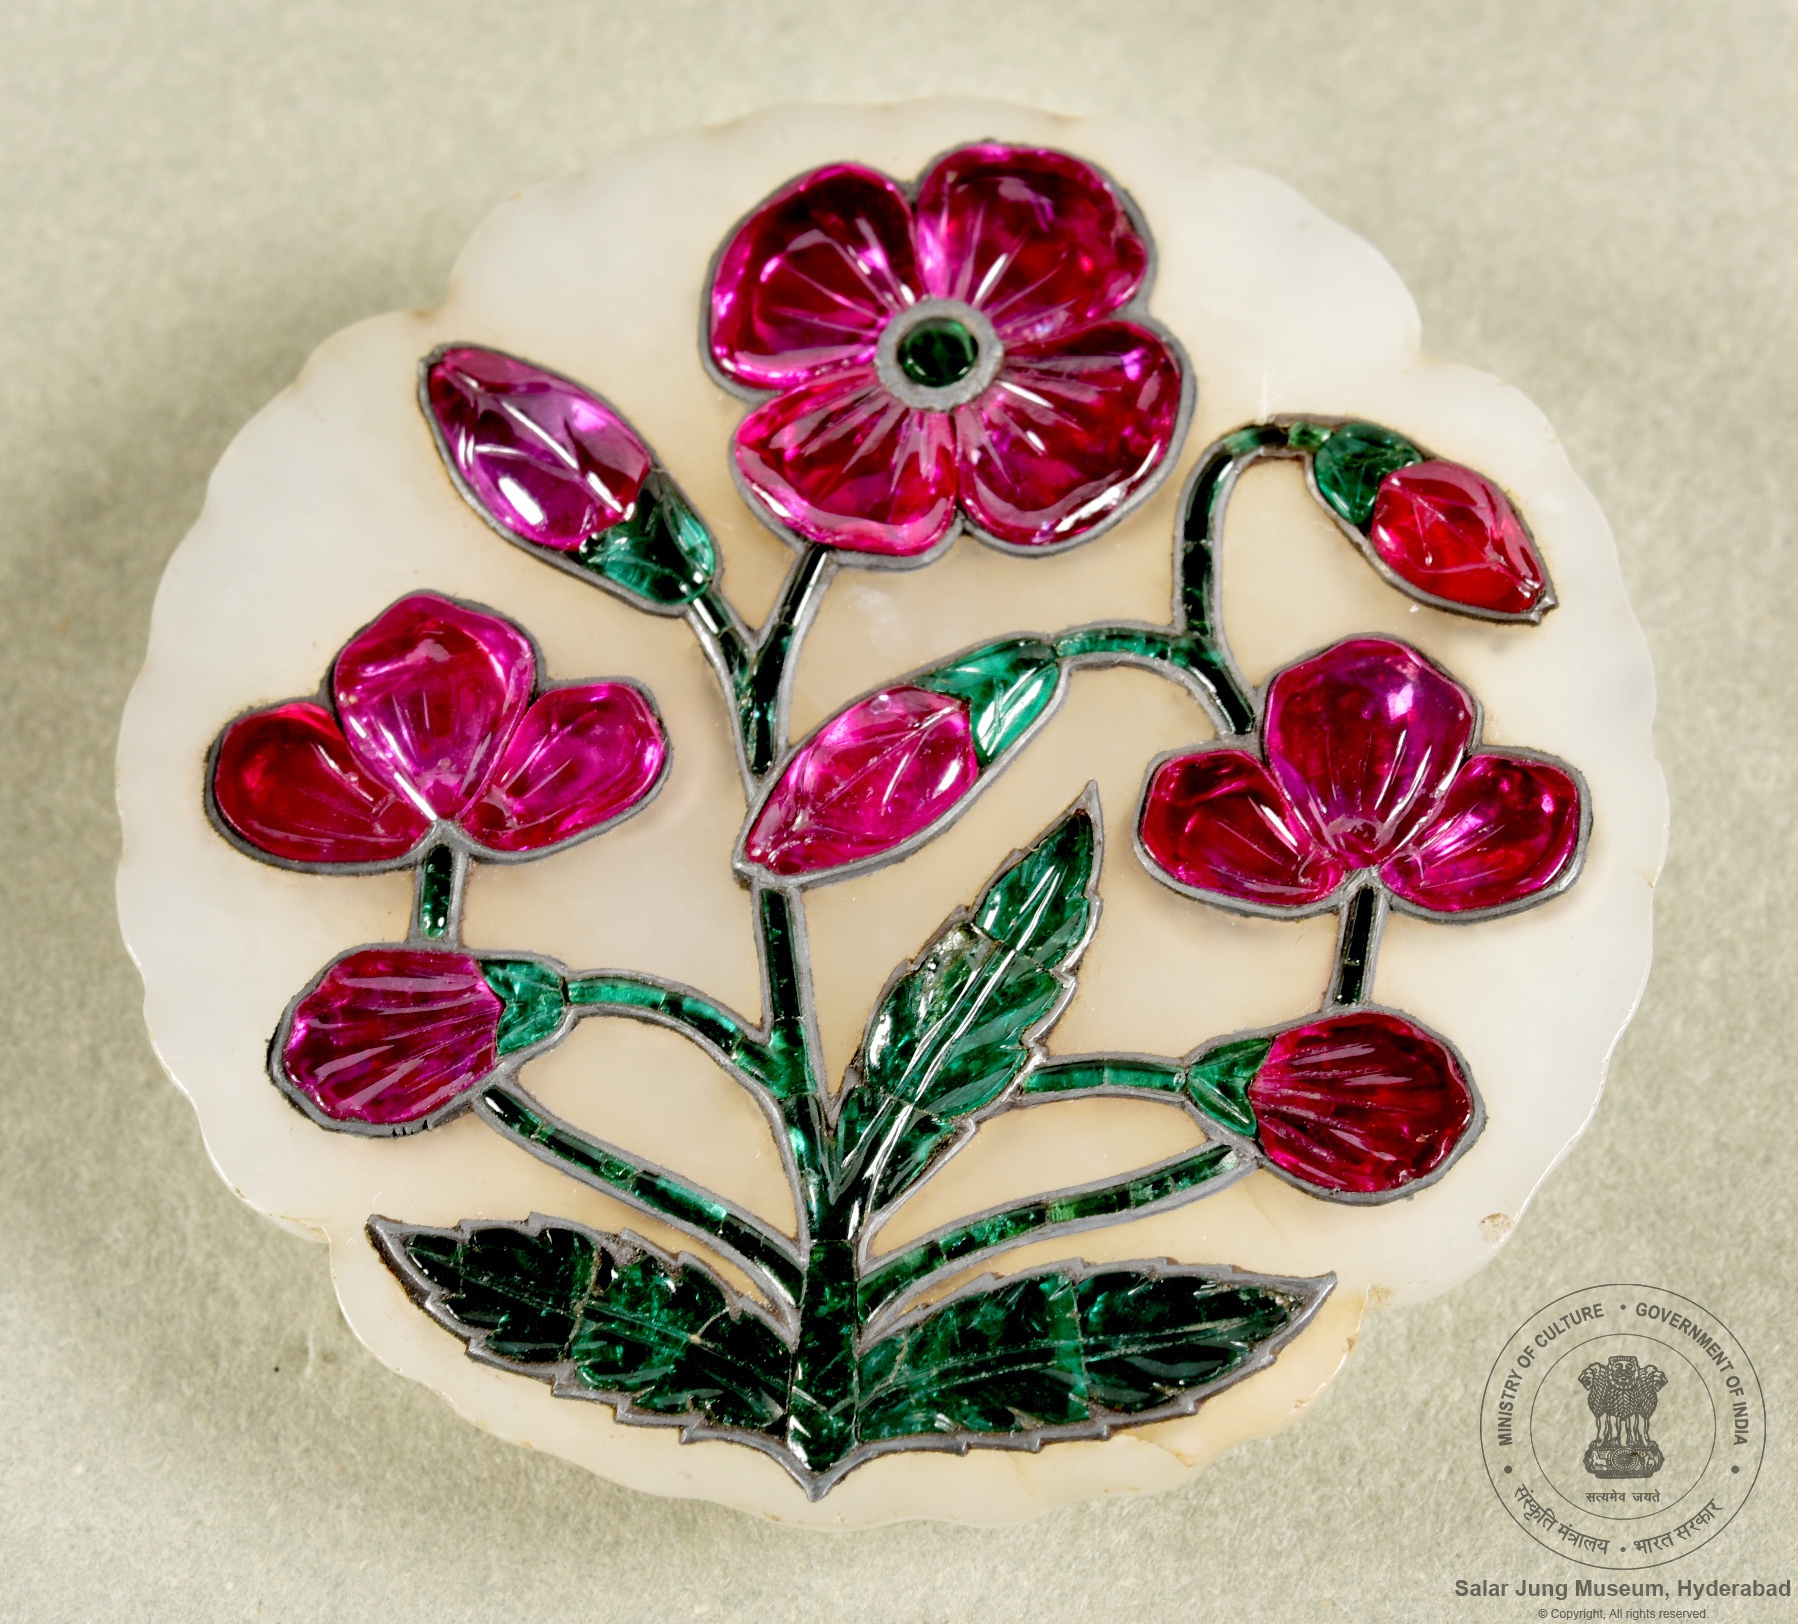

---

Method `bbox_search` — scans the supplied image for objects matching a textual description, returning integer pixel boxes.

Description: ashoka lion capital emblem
[1581,1354,1667,1479]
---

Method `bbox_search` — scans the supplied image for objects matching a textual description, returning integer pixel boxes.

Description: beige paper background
[2,2,1793,1619]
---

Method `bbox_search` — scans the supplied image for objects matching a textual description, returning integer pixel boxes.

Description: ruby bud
[278,947,566,1131]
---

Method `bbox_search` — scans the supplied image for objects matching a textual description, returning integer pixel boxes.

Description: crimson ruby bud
[277,947,567,1132]
[737,638,1061,881]
[1305,421,1553,620]
[1186,1009,1480,1200]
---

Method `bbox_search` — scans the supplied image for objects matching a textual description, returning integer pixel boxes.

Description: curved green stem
[688,544,835,783]
[561,889,829,1241]
[565,970,795,1095]
[1172,422,1295,735]
[477,1082,805,1310]
[857,1141,1249,1323]
[1052,624,1253,735]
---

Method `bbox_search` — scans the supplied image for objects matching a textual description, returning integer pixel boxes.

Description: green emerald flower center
[895,317,979,390]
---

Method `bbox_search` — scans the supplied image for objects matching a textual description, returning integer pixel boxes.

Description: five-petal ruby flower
[707,143,1189,560]
[1137,637,1585,917]
[211,593,668,866]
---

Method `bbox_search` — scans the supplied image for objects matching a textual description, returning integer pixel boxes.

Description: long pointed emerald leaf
[844,796,1100,1206]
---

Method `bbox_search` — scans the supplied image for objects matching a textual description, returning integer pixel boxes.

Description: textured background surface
[3,2,1794,1619]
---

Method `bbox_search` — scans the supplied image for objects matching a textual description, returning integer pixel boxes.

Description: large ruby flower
[210,593,668,867]
[707,144,1189,560]
[276,946,568,1131]
[1137,637,1586,918]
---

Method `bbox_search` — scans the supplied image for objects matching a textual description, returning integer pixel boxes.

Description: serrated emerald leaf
[1310,422,1424,529]
[856,1266,1323,1444]
[915,637,1060,765]
[576,475,716,608]
[482,959,568,1056]
[384,1219,788,1431]
[1184,1036,1270,1136]
[399,1219,592,1364]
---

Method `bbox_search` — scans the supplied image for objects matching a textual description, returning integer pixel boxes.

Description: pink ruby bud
[738,638,1060,881]
[423,345,715,610]
[1187,1010,1479,1199]
[277,947,567,1132]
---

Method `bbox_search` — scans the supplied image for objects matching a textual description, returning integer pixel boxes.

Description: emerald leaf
[846,794,1101,1207]
[914,637,1061,765]
[481,958,569,1056]
[856,1262,1330,1446]
[1183,1035,1270,1137]
[1310,422,1425,529]
[576,474,716,609]
[372,1216,790,1432]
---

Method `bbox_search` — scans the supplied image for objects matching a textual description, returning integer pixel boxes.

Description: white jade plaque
[116,101,1664,1527]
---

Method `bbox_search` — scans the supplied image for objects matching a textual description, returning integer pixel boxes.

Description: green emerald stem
[757,887,829,1232]
[1022,1056,1188,1100]
[784,1237,860,1470]
[692,543,833,782]
[1174,426,1285,736]
[1328,881,1387,1008]
[1052,624,1253,734]
[565,972,799,1098]
[413,843,458,940]
[857,1142,1244,1319]
[477,1083,805,1306]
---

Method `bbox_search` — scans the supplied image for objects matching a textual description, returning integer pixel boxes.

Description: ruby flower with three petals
[210,593,668,867]
[707,143,1190,560]
[1136,637,1586,918]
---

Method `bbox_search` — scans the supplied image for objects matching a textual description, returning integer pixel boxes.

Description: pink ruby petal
[954,324,1183,549]
[426,347,653,555]
[914,145,1149,344]
[1139,749,1345,909]
[283,948,504,1127]
[743,686,979,877]
[212,701,430,865]
[1370,461,1549,617]
[460,683,668,854]
[708,164,919,390]
[333,594,537,822]
[1264,637,1476,868]
[1249,1011,1475,1195]
[734,368,958,557]
[1382,752,1583,914]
